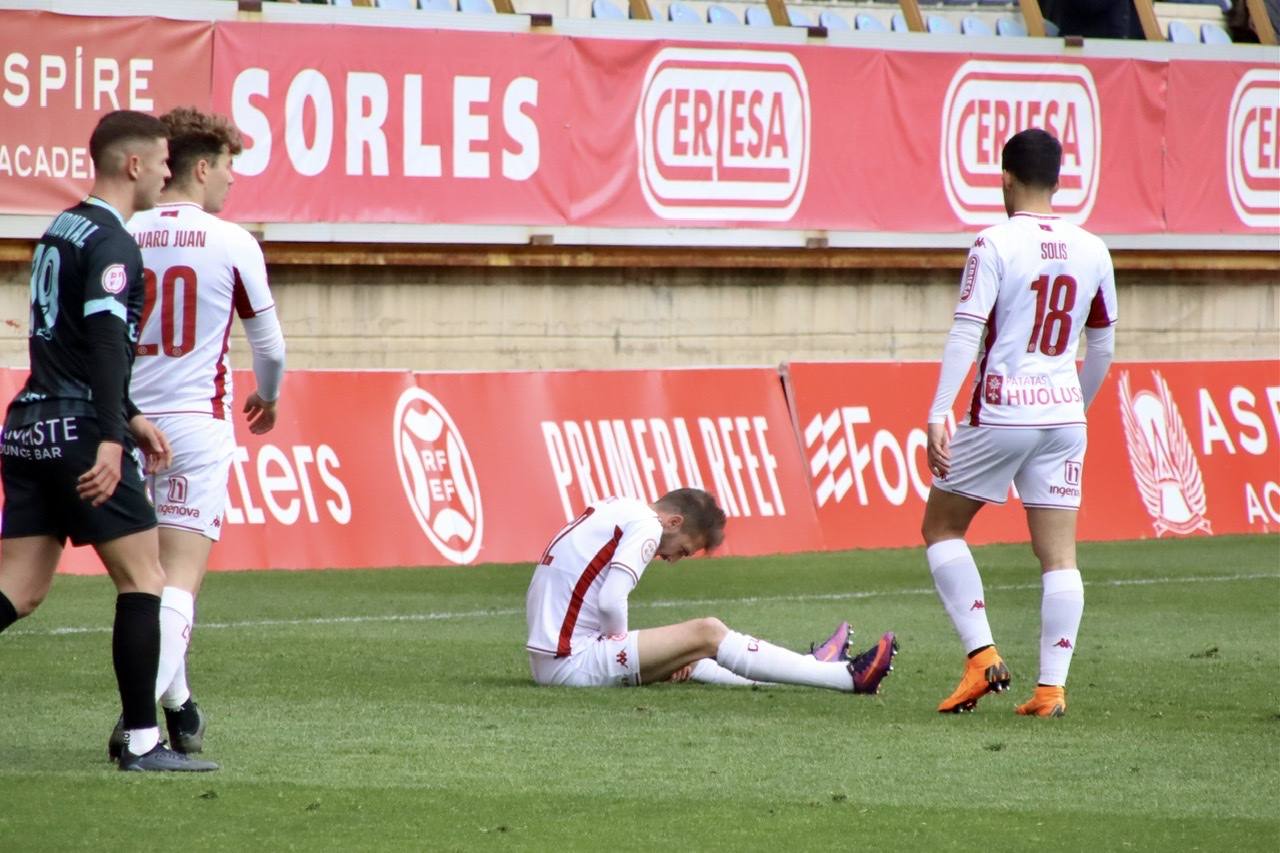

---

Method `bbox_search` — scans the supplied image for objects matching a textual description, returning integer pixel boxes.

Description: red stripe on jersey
[233,267,258,319]
[160,210,179,217]
[1085,288,1114,328]
[210,272,238,419]
[556,525,623,658]
[968,303,999,426]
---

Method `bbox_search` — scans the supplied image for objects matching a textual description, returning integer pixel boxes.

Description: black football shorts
[1,413,156,546]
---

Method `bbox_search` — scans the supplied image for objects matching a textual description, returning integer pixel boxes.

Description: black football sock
[0,591,17,633]
[113,592,161,731]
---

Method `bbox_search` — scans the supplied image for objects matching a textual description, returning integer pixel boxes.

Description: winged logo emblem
[1117,370,1211,537]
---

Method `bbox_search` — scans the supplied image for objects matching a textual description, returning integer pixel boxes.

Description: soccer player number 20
[137,265,199,358]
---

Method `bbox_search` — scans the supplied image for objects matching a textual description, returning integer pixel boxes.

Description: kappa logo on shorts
[1117,370,1211,537]
[636,48,811,222]
[615,650,629,669]
[941,61,1100,225]
[1226,68,1280,229]
[166,475,189,504]
[101,263,128,295]
[393,387,484,565]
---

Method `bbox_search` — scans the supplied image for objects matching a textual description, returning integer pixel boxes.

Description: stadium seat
[961,15,993,36]
[995,15,1027,36]
[378,0,418,8]
[592,0,626,19]
[707,5,739,24]
[421,0,453,9]
[856,13,887,32]
[788,9,814,26]
[926,14,957,34]
[819,10,851,31]
[1201,22,1232,43]
[745,5,772,25]
[1167,19,1197,43]
[668,1,701,24]
[891,12,908,32]
[458,0,494,12]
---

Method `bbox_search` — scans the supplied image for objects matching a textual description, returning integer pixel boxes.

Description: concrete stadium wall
[1,256,1275,371]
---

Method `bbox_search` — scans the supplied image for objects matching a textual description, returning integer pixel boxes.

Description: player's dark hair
[1001,128,1061,189]
[89,110,168,171]
[656,488,727,552]
[160,106,244,188]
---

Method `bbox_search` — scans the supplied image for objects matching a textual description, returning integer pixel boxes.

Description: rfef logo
[1226,68,1280,230]
[942,61,1100,225]
[393,387,484,564]
[636,48,810,221]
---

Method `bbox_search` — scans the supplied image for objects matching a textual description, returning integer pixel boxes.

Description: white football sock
[1038,568,1084,687]
[157,587,193,709]
[690,658,763,686]
[715,630,850,692]
[927,539,995,654]
[124,726,160,756]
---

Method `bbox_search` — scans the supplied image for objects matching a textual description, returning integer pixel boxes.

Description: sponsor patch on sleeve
[101,263,127,294]
[641,539,657,564]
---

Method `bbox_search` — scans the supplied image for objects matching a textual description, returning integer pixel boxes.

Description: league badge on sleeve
[101,264,128,294]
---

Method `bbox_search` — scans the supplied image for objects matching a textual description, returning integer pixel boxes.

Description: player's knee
[694,617,729,651]
[10,589,46,617]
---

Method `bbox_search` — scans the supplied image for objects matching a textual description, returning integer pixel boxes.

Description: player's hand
[128,415,172,474]
[243,392,278,435]
[927,422,951,479]
[77,441,124,507]
[667,664,694,683]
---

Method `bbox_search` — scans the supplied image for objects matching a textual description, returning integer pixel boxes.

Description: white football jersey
[954,212,1117,428]
[127,202,275,419]
[526,497,663,658]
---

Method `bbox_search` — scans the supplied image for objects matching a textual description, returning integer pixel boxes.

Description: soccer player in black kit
[0,111,217,772]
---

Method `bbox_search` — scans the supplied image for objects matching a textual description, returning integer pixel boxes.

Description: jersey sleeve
[953,233,1001,323]
[606,516,663,587]
[82,230,140,325]
[1085,243,1118,328]
[229,227,275,319]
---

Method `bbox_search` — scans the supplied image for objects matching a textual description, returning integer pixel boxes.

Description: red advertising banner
[1,366,822,574]
[0,360,1274,575]
[785,360,1280,551]
[0,11,213,213]
[1165,61,1280,234]
[574,41,1170,234]
[211,21,570,224]
[3,13,1276,237]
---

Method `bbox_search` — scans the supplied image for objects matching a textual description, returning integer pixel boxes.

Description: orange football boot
[1015,685,1067,717]
[937,645,1010,713]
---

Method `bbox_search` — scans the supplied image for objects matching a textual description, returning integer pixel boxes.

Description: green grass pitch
[1,535,1277,851]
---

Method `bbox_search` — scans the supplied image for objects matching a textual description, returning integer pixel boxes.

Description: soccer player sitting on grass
[525,488,898,691]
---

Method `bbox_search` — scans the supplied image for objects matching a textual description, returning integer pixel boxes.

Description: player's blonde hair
[160,106,244,188]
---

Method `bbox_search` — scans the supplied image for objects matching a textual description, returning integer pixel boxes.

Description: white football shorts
[528,631,642,687]
[932,424,1088,509]
[147,414,236,541]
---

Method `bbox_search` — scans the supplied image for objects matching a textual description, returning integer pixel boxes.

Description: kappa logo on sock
[615,650,629,669]
[1054,637,1074,649]
[970,599,985,611]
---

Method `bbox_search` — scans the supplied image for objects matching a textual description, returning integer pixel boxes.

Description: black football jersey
[9,197,144,425]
